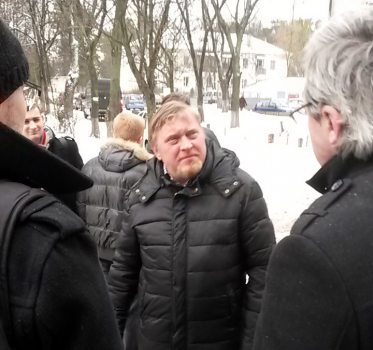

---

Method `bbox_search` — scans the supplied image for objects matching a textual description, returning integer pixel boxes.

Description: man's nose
[180,136,192,150]
[29,120,38,129]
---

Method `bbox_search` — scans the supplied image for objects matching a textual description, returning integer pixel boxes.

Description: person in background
[78,110,152,278]
[253,9,373,350]
[109,100,275,349]
[24,104,83,212]
[239,95,247,111]
[0,18,123,350]
[78,111,152,350]
[161,92,221,147]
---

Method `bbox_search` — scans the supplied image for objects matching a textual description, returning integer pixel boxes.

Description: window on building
[256,58,265,75]
[242,79,247,88]
[256,58,264,68]
[243,58,248,69]
[183,76,189,87]
[184,55,189,66]
[270,60,276,70]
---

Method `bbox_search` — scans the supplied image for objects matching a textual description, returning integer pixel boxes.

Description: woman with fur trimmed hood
[77,111,152,278]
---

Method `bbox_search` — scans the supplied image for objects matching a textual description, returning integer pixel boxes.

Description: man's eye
[187,131,198,139]
[169,138,178,145]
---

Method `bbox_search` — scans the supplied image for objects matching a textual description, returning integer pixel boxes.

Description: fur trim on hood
[101,138,153,162]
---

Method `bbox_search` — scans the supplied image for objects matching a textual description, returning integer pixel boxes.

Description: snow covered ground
[64,104,321,242]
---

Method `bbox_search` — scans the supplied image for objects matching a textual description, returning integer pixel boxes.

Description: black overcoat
[254,155,373,350]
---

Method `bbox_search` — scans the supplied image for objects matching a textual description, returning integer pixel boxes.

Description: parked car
[203,90,218,104]
[124,94,145,114]
[253,100,293,116]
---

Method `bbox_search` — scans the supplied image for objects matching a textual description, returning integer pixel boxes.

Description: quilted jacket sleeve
[238,174,276,350]
[108,204,141,336]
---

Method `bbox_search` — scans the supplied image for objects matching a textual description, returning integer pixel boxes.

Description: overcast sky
[254,0,371,26]
[254,0,330,26]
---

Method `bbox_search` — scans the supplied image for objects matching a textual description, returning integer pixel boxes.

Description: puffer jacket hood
[99,138,152,173]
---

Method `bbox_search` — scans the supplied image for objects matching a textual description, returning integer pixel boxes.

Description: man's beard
[174,158,203,184]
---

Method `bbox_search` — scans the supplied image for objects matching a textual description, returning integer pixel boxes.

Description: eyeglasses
[24,81,42,97]
[289,102,312,120]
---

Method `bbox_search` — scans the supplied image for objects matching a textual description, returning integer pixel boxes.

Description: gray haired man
[254,9,373,350]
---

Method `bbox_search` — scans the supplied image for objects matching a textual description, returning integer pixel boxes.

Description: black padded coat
[109,141,275,350]
[78,138,152,262]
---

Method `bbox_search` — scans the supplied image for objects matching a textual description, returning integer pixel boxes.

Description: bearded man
[108,100,275,350]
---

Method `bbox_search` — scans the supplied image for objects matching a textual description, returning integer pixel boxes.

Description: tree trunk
[230,56,240,128]
[197,82,204,121]
[107,0,124,137]
[88,60,100,138]
[221,80,230,113]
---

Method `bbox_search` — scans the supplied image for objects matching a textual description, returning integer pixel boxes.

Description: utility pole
[329,0,333,17]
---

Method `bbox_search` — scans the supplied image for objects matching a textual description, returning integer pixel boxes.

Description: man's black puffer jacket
[109,141,276,350]
[78,138,152,262]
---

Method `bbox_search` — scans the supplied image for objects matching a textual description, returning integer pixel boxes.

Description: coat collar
[100,138,152,162]
[0,122,93,193]
[134,140,242,203]
[307,154,373,194]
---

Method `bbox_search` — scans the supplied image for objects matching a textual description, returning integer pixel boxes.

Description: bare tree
[211,0,259,128]
[25,0,60,114]
[72,0,107,138]
[157,18,184,92]
[176,0,215,121]
[202,0,232,112]
[105,0,127,137]
[120,0,171,120]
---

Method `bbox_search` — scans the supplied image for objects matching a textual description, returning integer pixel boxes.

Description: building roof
[242,35,285,56]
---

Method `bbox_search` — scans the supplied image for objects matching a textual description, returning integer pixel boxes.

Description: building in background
[173,34,287,98]
[330,0,373,16]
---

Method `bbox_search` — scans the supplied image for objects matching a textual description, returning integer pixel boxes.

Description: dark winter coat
[48,134,84,212]
[253,154,373,350]
[109,141,275,350]
[78,138,152,262]
[0,122,123,350]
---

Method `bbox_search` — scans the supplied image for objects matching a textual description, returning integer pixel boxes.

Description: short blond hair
[113,111,145,142]
[149,100,200,144]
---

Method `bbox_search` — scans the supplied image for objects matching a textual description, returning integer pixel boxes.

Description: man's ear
[320,105,344,146]
[151,143,162,160]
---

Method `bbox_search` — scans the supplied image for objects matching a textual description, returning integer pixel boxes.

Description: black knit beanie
[0,19,29,103]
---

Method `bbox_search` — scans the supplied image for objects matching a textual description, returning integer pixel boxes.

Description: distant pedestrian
[239,95,247,111]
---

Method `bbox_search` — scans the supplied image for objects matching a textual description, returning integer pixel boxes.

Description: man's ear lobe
[320,105,344,145]
[152,145,161,160]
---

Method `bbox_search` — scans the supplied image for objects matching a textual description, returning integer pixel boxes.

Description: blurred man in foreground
[254,9,373,350]
[0,18,123,350]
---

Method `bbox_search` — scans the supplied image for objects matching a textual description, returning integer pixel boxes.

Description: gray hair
[303,9,373,160]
